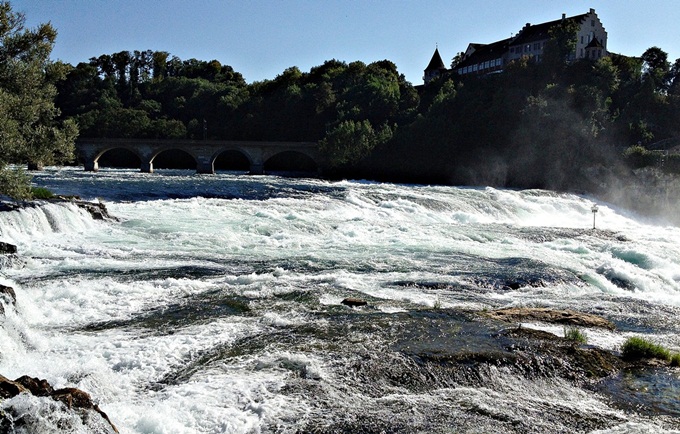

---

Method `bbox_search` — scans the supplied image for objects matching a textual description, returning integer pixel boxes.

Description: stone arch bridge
[77,138,324,175]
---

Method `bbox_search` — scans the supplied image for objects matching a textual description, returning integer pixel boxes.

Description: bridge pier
[196,158,214,174]
[84,160,99,172]
[249,163,264,175]
[141,162,154,173]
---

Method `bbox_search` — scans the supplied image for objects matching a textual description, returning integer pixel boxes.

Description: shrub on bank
[563,327,588,344]
[31,187,54,199]
[621,336,671,361]
[670,353,680,367]
[623,146,662,169]
[0,167,32,199]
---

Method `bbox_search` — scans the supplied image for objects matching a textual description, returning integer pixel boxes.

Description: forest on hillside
[3,1,680,220]
[54,28,680,191]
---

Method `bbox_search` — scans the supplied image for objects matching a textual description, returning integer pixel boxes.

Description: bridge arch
[89,146,143,171]
[150,148,199,171]
[213,149,252,172]
[263,150,320,175]
[77,138,322,176]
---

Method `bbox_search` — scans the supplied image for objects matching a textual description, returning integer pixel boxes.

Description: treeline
[53,29,680,190]
[4,0,680,214]
[56,51,419,149]
[364,45,680,190]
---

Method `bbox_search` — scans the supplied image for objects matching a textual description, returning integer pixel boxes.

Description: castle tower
[423,47,448,84]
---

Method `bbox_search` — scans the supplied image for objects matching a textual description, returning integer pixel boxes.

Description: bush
[564,327,588,344]
[623,145,662,169]
[0,166,32,199]
[31,187,54,199]
[662,154,680,174]
[621,336,671,361]
[671,353,680,367]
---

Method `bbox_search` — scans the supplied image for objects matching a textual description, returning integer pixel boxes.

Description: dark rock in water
[597,267,636,291]
[0,254,23,271]
[52,387,119,432]
[0,284,16,305]
[505,281,522,290]
[0,284,16,315]
[0,241,17,254]
[15,375,54,397]
[498,326,623,380]
[0,374,119,433]
[341,297,368,307]
[55,194,81,201]
[0,202,22,212]
[71,200,116,221]
[0,375,27,398]
[609,276,636,291]
[484,307,616,330]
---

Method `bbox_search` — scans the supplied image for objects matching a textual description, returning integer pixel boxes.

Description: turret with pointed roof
[423,47,448,84]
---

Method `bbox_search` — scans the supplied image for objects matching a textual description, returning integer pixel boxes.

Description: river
[0,167,679,433]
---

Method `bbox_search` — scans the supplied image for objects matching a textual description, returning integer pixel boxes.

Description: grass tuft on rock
[621,336,671,362]
[670,353,680,367]
[30,187,54,199]
[564,326,588,344]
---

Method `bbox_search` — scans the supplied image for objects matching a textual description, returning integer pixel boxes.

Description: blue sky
[12,0,680,85]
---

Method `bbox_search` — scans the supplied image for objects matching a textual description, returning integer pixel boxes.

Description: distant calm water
[1,167,679,433]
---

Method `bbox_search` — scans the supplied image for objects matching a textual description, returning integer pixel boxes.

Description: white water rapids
[0,168,679,433]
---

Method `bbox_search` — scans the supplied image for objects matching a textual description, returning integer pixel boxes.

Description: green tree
[0,1,77,198]
[151,50,169,82]
[641,46,670,92]
[319,119,392,167]
[541,19,580,77]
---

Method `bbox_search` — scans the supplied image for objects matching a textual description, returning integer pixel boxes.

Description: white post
[591,204,599,229]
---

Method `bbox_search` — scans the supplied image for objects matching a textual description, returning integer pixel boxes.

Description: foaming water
[0,167,679,432]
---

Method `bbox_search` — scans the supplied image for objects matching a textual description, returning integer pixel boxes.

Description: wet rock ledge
[0,375,118,433]
[483,307,616,330]
[0,197,117,221]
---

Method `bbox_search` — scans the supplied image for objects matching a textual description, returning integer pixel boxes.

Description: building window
[581,36,584,44]
[598,49,602,57]
[591,19,595,27]
[473,64,478,71]
[580,48,584,57]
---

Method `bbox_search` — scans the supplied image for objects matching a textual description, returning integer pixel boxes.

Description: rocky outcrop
[0,375,27,399]
[0,284,16,315]
[0,198,117,221]
[0,242,20,272]
[0,241,17,254]
[483,307,616,330]
[71,199,116,221]
[0,375,118,433]
[341,298,368,307]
